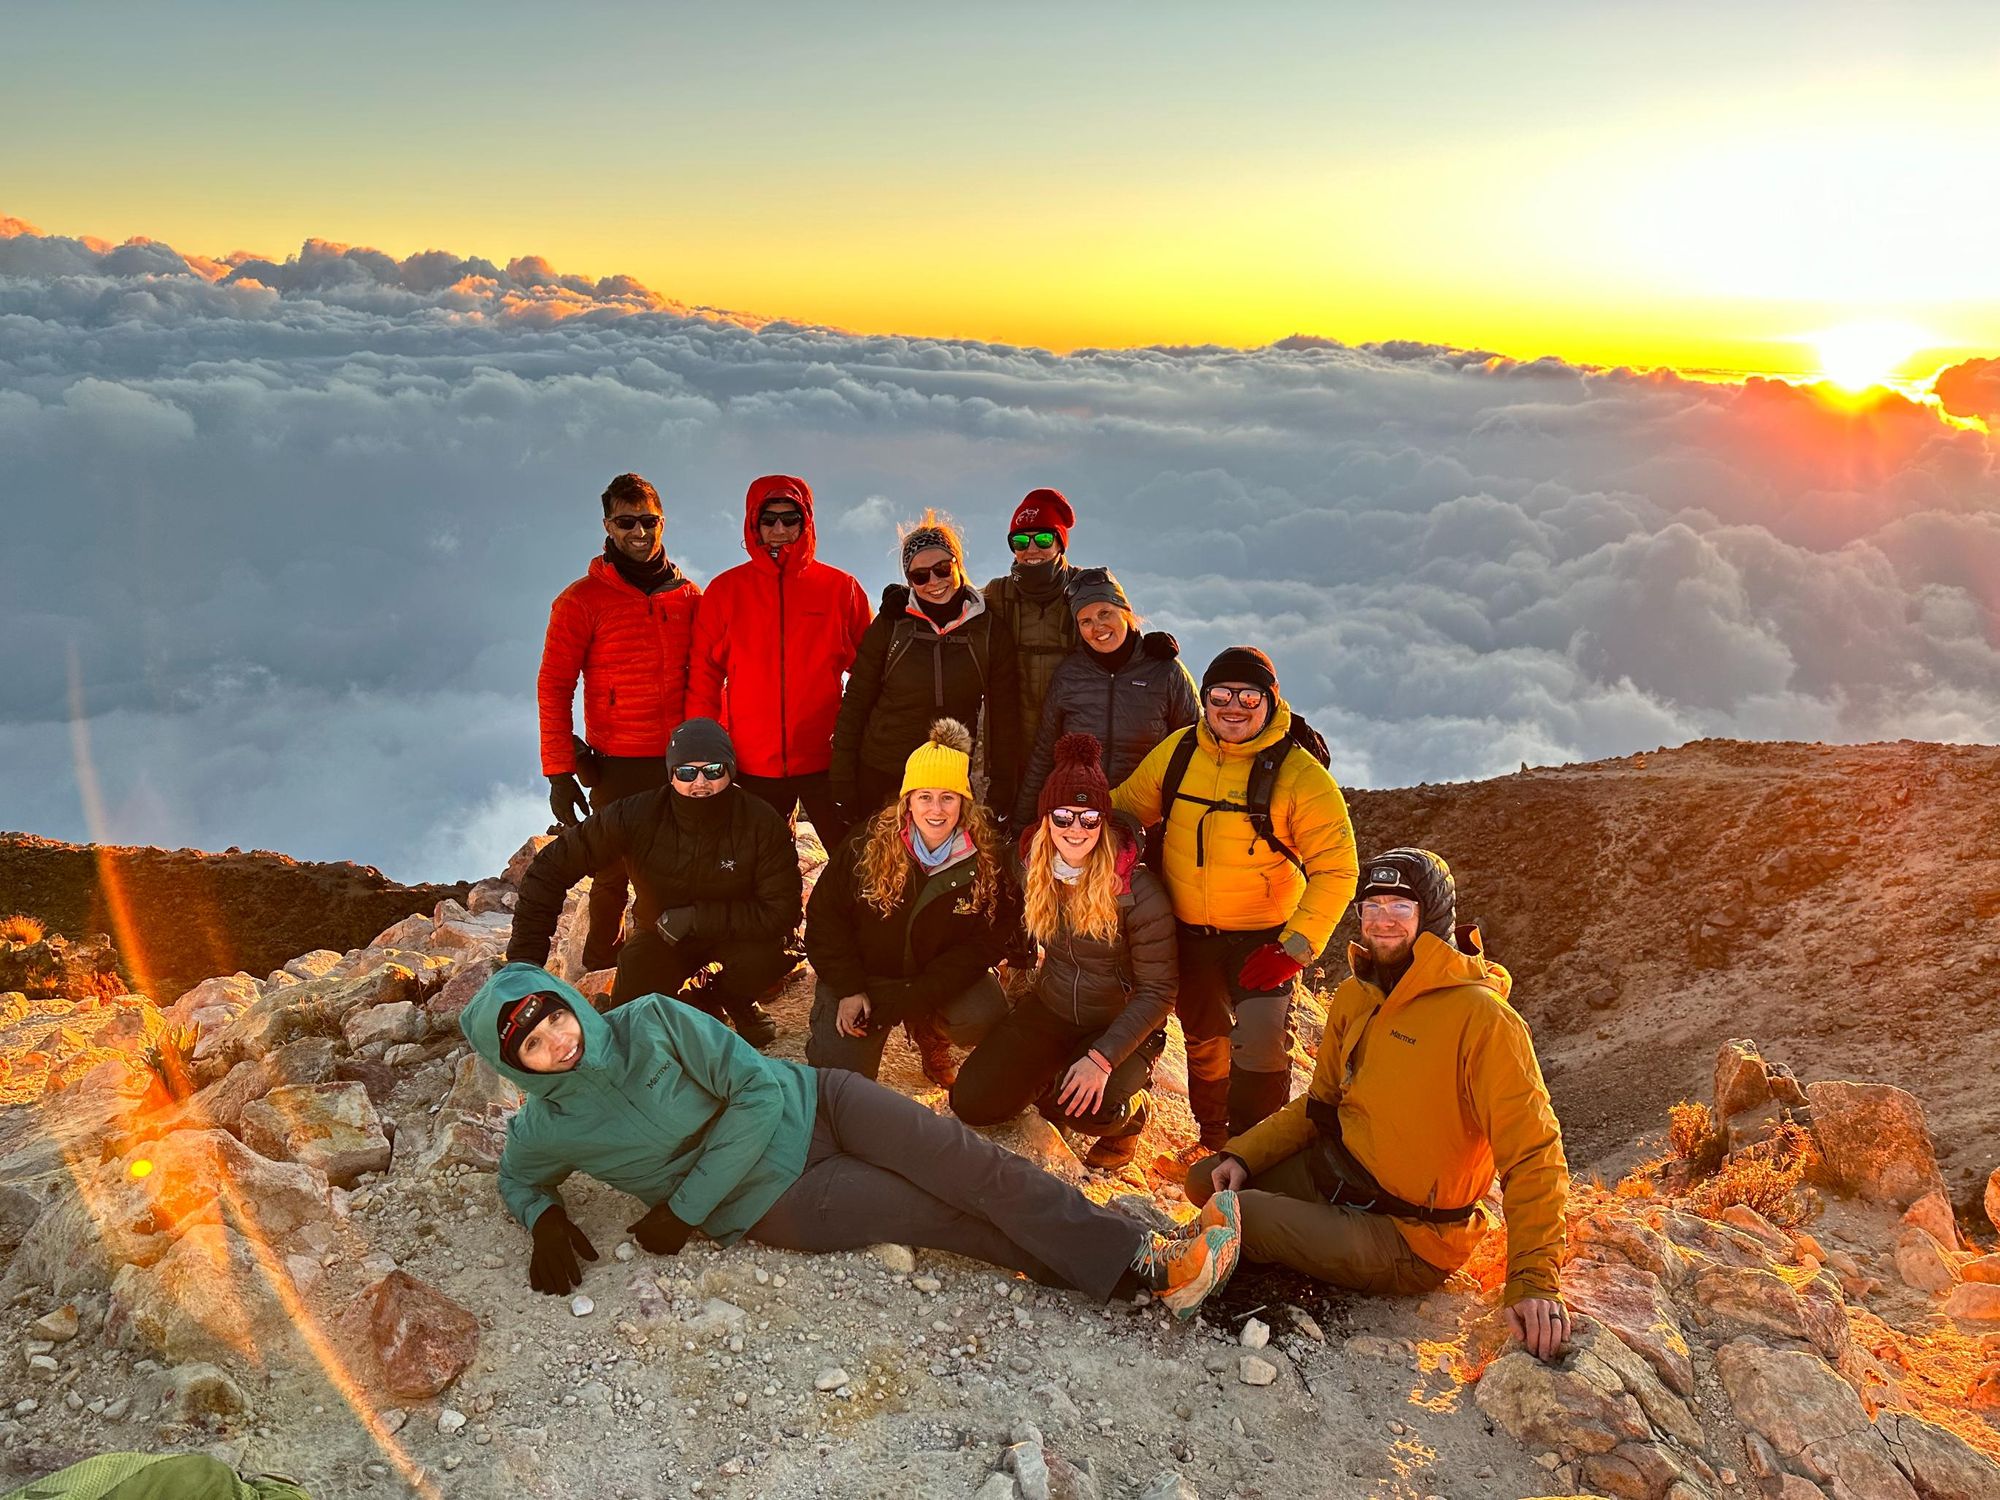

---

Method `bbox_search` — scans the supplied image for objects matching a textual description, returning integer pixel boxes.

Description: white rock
[570,1295,594,1318]
[1238,1355,1278,1386]
[1239,1317,1271,1349]
[870,1243,917,1275]
[30,1306,78,1342]
[438,1408,467,1434]
[814,1366,851,1392]
[614,1242,635,1262]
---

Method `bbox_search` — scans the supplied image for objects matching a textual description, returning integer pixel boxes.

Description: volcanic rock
[1693,1264,1849,1362]
[108,1222,301,1365]
[1805,1080,1948,1209]
[340,1270,480,1400]
[239,1081,392,1187]
[1472,1317,1655,1458]
[1562,1261,1693,1396]
[1714,1341,1916,1500]
[1893,1227,1960,1295]
[1714,1039,1771,1120]
[1874,1410,2000,1500]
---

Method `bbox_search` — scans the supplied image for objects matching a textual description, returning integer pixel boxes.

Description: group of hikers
[477,472,1572,1357]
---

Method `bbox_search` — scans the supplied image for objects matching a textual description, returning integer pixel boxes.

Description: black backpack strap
[1244,740,1303,870]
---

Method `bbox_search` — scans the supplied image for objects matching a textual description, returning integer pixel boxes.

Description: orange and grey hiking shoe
[1133,1189,1242,1320]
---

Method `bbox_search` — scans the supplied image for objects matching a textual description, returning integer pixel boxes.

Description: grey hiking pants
[803,974,1007,1080]
[748,1069,1145,1300]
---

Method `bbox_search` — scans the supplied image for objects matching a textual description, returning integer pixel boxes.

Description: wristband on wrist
[1086,1050,1111,1073]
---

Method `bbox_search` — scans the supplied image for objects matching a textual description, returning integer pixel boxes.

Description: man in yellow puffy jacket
[1188,848,1572,1362]
[1112,646,1358,1151]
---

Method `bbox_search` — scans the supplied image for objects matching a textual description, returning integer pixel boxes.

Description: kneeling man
[508,718,799,1048]
[1189,848,1571,1361]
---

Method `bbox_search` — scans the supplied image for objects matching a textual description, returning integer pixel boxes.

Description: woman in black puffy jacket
[1012,568,1196,827]
[954,734,1177,1170]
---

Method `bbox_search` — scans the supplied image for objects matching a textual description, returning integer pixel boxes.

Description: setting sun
[1812,319,1935,392]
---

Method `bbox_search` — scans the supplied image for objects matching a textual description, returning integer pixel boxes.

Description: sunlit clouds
[1,220,1996,881]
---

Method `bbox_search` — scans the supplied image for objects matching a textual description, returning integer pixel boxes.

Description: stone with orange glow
[1692,1264,1850,1363]
[90,1128,335,1270]
[1942,1283,2000,1322]
[1902,1191,1963,1251]
[1714,1341,1917,1500]
[240,1081,392,1187]
[1472,1315,1656,1458]
[107,1221,302,1365]
[1561,1261,1694,1396]
[1713,1039,1771,1120]
[1804,1080,1948,1210]
[1986,1167,2000,1238]
[339,1269,480,1401]
[1894,1227,1960,1295]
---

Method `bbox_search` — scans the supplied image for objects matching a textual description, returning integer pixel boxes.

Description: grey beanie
[1066,566,1130,614]
[667,717,737,775]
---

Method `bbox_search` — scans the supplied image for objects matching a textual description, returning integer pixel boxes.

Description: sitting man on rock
[460,962,1243,1320]
[1188,848,1573,1361]
[506,718,800,1049]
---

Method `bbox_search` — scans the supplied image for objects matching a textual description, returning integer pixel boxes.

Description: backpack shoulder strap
[1244,735,1304,869]
[1157,726,1201,817]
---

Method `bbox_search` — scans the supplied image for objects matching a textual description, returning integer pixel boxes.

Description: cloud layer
[3,218,1997,881]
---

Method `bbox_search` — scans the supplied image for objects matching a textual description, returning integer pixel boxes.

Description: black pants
[749,1069,1144,1299]
[582,755,671,971]
[737,771,849,852]
[950,996,1162,1139]
[1176,923,1294,1146]
[804,976,1006,1080]
[609,928,792,1015]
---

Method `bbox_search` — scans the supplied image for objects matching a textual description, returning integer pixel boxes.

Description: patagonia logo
[1389,1029,1417,1046]
[1133,678,1149,686]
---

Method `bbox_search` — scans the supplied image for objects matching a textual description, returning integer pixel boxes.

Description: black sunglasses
[610,514,663,532]
[671,762,729,783]
[906,559,957,585]
[1204,686,1266,709]
[759,509,805,529]
[1009,531,1059,552]
[1047,807,1103,829]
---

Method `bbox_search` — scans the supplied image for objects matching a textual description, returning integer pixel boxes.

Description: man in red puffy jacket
[537,473,702,970]
[688,475,871,850]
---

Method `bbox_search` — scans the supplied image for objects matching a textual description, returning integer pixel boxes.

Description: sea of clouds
[2,219,1997,882]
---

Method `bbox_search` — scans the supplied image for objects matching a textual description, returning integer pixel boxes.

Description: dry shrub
[1688,1122,1820,1228]
[1667,1098,1725,1175]
[0,914,45,945]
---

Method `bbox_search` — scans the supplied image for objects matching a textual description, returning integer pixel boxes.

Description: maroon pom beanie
[1038,732,1112,819]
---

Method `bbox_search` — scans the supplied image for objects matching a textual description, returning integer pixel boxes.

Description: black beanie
[667,716,737,775]
[1356,848,1455,943]
[497,991,565,1070]
[1201,646,1279,696]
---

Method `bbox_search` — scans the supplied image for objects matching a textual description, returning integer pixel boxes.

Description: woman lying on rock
[952,733,1175,1171]
[460,962,1241,1319]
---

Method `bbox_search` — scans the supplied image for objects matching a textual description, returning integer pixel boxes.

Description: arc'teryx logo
[719,858,736,872]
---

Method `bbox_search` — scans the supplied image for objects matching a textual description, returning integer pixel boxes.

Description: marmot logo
[1389,1029,1417,1046]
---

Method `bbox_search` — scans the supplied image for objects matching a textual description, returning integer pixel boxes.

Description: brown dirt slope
[0,832,467,1006]
[1335,738,2000,1203]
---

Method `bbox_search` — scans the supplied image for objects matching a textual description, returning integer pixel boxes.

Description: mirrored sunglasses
[1009,530,1059,552]
[906,559,957,585]
[1204,685,1266,709]
[610,514,663,532]
[671,762,729,784]
[1048,807,1103,829]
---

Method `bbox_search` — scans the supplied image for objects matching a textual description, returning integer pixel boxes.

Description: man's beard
[1364,935,1414,968]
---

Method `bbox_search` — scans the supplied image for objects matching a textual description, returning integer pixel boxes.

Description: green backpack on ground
[2,1453,312,1500]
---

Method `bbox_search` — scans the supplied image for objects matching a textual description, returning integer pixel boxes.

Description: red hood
[743,474,817,573]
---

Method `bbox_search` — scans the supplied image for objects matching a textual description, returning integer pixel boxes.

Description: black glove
[528,1205,598,1295]
[655,906,698,945]
[627,1200,696,1256]
[548,773,590,828]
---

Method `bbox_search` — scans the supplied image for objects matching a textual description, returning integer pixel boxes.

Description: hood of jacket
[741,474,818,576]
[1347,926,1512,1015]
[461,962,616,1101]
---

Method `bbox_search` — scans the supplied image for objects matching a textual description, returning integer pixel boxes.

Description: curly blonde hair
[857,795,1006,921]
[1021,819,1123,946]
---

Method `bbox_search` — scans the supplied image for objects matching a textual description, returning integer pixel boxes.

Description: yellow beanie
[900,719,975,801]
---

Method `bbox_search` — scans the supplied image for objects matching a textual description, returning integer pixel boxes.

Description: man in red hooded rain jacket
[537,473,702,970]
[688,475,872,849]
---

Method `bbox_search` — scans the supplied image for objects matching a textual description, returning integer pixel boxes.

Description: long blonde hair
[1022,820,1123,946]
[858,795,1005,921]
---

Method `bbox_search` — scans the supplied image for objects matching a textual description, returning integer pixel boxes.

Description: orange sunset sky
[6,3,1999,385]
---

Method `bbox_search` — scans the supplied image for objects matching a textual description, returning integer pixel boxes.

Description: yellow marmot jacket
[1226,928,1568,1305]
[1110,701,1357,959]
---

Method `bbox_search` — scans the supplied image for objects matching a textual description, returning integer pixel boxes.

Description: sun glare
[1811,320,1933,392]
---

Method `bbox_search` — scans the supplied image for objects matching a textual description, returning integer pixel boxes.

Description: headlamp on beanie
[498,991,566,1070]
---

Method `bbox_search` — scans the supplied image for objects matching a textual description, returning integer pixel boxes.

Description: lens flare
[1810,320,1935,392]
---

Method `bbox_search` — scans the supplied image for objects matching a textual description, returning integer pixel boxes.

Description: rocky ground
[0,739,1995,1499]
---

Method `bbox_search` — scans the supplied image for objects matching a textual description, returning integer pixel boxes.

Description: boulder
[267,1037,341,1088]
[1562,1261,1694,1396]
[90,1129,334,1269]
[240,1082,392,1187]
[1569,1206,1690,1290]
[281,950,344,981]
[165,975,259,1029]
[1715,1039,1772,1120]
[159,1362,251,1422]
[1578,1440,1699,1500]
[467,879,517,916]
[343,1000,422,1053]
[1805,1081,1948,1209]
[368,914,435,951]
[0,1182,44,1249]
[442,1051,521,1118]
[1959,1255,2000,1286]
[203,965,423,1065]
[418,1117,508,1174]
[1941,1283,2000,1321]
[502,835,554,887]
[426,955,502,1029]
[1694,1264,1850,1362]
[1986,1167,1999,1238]
[339,1270,479,1400]
[1472,1316,1654,1458]
[429,919,508,957]
[1902,1192,1961,1252]
[1894,1228,1960,1295]
[1715,1341,1916,1500]
[1874,1410,2000,1500]
[108,1223,300,1364]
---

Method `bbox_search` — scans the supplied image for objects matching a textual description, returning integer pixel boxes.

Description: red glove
[1237,942,1304,993]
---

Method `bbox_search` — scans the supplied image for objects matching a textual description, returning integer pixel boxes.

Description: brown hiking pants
[1187,1149,1450,1296]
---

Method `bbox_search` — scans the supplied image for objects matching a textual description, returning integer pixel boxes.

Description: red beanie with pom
[1038,732,1112,819]
[1010,488,1075,549]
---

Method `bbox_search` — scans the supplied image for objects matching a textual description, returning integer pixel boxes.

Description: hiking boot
[727,1001,778,1051]
[1083,1098,1149,1171]
[1132,1189,1242,1320]
[1152,1137,1226,1186]
[907,1020,959,1088]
